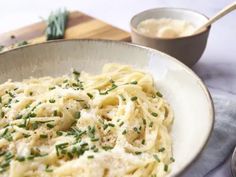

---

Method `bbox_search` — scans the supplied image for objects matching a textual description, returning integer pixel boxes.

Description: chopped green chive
[164,164,168,172]
[122,130,127,135]
[170,157,175,162]
[108,123,115,127]
[99,91,108,95]
[1,128,13,142]
[75,111,81,119]
[72,70,80,77]
[49,99,55,103]
[53,110,58,116]
[119,94,126,101]
[16,156,25,162]
[45,165,53,173]
[29,113,37,117]
[133,127,139,133]
[56,131,63,136]
[93,148,99,152]
[46,124,54,129]
[80,142,88,147]
[103,124,108,130]
[119,121,124,127]
[40,134,48,139]
[55,143,69,156]
[130,81,138,85]
[135,151,142,155]
[91,138,99,142]
[158,147,165,152]
[0,46,4,52]
[87,155,94,159]
[149,122,153,128]
[131,96,137,101]
[17,41,28,46]
[1,111,5,118]
[49,86,56,90]
[153,154,160,162]
[156,91,163,97]
[27,155,35,160]
[102,146,113,151]
[142,118,146,125]
[87,93,93,99]
[151,112,158,117]
[31,122,39,130]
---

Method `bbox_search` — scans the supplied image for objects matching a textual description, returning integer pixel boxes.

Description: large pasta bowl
[0,39,214,176]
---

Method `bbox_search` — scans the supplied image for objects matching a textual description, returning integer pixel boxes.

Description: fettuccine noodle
[0,64,174,177]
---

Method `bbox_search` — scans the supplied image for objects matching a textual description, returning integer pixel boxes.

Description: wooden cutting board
[0,11,131,47]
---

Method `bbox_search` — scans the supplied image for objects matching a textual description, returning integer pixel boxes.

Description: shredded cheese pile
[0,64,174,177]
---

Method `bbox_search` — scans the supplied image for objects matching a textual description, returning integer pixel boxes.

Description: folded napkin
[181,88,236,177]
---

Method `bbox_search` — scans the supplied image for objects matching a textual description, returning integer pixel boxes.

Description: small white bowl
[130,8,211,67]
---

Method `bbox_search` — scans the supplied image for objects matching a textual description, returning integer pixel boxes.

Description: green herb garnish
[17,41,28,47]
[156,91,163,97]
[87,93,93,99]
[40,134,48,139]
[122,130,127,135]
[119,94,126,101]
[151,112,158,117]
[74,111,81,119]
[135,151,142,155]
[87,155,94,159]
[158,147,165,152]
[0,45,4,52]
[16,156,25,162]
[153,154,160,162]
[46,124,54,129]
[164,164,168,172]
[131,96,137,101]
[49,99,55,103]
[130,81,138,85]
[170,157,175,162]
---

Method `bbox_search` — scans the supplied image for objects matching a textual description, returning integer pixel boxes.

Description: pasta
[0,63,174,177]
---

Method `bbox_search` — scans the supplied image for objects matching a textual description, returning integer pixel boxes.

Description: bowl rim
[130,7,211,41]
[0,39,215,176]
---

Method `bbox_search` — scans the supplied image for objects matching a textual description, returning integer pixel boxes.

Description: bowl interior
[131,8,209,31]
[0,40,214,176]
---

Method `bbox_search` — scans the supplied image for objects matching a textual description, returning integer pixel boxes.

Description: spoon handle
[194,2,236,34]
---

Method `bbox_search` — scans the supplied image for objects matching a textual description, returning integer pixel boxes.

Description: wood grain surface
[0,11,131,46]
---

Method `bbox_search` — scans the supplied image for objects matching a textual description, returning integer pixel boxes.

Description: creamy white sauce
[137,18,196,38]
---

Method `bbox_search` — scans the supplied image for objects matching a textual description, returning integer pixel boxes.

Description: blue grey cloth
[181,88,236,177]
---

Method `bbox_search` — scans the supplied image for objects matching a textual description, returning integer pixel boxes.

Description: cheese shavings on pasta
[0,64,174,177]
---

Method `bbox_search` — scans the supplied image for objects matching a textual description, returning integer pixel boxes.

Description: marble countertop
[1,0,236,176]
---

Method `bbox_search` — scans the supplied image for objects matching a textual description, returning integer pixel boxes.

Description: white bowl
[0,40,214,176]
[130,8,211,67]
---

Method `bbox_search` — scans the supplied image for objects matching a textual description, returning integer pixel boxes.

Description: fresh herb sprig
[46,9,69,40]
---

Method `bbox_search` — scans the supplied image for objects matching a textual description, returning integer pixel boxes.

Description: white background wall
[1,0,236,92]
